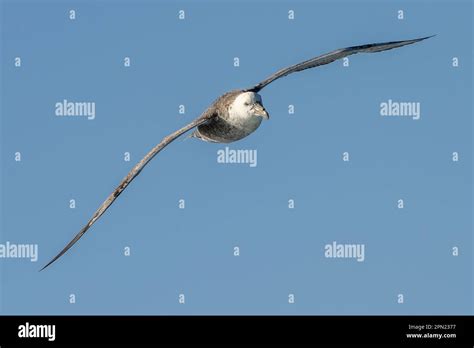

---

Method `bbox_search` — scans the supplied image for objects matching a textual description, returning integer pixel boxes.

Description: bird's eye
[244,102,250,106]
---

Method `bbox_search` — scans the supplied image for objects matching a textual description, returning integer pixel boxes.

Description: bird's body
[41,35,434,270]
[191,90,267,143]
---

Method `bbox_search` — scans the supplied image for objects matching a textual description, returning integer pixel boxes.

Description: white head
[231,92,269,120]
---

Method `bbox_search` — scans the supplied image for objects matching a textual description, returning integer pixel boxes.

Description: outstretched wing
[41,111,216,271]
[246,36,434,93]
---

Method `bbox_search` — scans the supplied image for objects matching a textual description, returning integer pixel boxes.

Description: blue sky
[0,0,472,314]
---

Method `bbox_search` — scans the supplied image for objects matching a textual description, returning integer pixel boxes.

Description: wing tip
[390,34,436,47]
[417,34,437,41]
[39,262,52,272]
[39,227,88,272]
[39,254,60,271]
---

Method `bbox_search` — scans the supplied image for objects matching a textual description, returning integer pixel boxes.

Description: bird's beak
[254,103,269,120]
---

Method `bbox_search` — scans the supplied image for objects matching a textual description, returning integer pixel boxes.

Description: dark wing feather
[247,36,434,93]
[41,111,216,271]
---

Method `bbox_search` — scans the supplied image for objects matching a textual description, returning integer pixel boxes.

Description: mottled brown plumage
[191,90,249,143]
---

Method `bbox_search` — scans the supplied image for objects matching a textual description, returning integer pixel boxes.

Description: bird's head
[234,91,269,120]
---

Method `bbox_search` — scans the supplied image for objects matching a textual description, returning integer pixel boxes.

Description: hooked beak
[253,103,270,120]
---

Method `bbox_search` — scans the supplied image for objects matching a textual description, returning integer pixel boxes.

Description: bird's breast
[195,115,262,143]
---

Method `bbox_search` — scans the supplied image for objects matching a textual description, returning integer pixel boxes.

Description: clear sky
[1,0,472,314]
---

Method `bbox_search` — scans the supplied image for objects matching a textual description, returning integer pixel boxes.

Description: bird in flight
[41,35,433,270]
